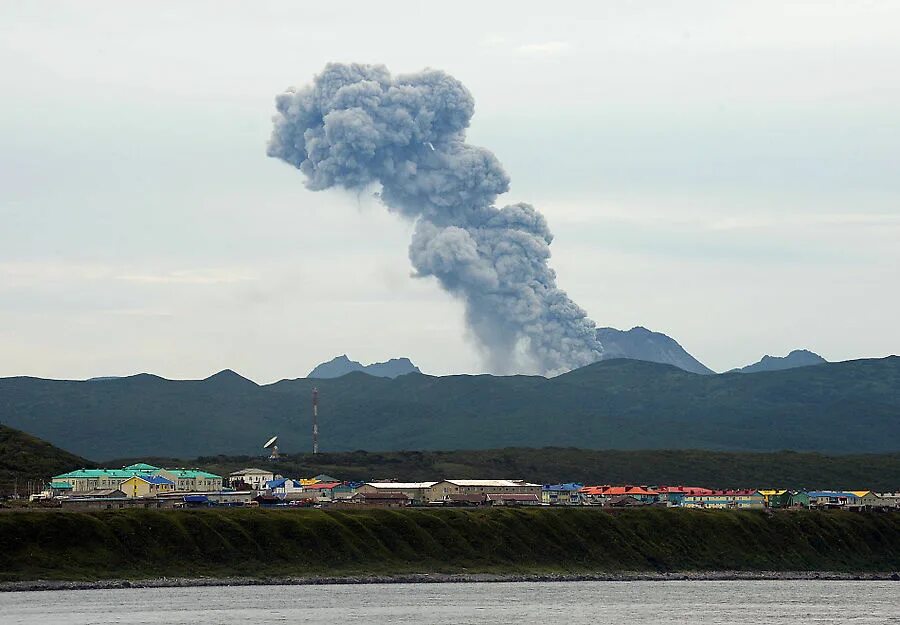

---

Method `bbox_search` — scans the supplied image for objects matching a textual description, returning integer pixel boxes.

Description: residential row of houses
[43,463,900,512]
[545,484,900,510]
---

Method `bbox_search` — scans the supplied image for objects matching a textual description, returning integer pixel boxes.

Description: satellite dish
[264,435,278,449]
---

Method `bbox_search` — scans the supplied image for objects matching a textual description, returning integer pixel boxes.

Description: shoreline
[3,570,898,592]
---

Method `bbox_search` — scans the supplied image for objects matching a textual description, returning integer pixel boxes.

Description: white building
[229,468,278,490]
[356,482,438,504]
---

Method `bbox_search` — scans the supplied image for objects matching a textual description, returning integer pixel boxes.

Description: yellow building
[848,491,882,509]
[120,475,176,498]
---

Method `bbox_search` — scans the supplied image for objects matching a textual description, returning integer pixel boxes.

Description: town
[31,463,900,512]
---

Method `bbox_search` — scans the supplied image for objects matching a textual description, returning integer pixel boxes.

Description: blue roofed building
[265,478,304,499]
[121,474,175,498]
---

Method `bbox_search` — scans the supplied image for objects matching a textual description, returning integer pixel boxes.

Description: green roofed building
[54,465,222,493]
[122,463,160,472]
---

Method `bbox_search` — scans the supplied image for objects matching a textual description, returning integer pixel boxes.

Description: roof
[125,475,174,486]
[313,474,339,482]
[684,489,762,497]
[364,482,438,489]
[123,463,160,471]
[49,482,73,489]
[303,482,342,490]
[607,495,646,506]
[655,486,714,496]
[54,468,144,479]
[485,493,541,502]
[230,468,274,476]
[542,483,583,491]
[354,491,410,500]
[442,480,541,487]
[580,485,659,497]
[265,478,301,489]
[806,491,857,498]
[71,489,125,498]
[445,493,487,502]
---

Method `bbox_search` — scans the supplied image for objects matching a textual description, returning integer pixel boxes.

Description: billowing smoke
[268,63,602,374]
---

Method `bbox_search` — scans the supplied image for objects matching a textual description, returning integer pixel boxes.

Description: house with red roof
[680,489,765,509]
[655,486,715,507]
[579,485,660,505]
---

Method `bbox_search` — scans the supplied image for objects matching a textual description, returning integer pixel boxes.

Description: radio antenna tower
[312,387,319,454]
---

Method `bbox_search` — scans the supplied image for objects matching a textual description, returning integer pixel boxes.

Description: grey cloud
[268,62,601,374]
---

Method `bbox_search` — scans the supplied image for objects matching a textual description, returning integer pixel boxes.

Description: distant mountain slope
[735,349,827,373]
[138,448,900,492]
[597,326,714,374]
[308,355,421,379]
[1,357,897,459]
[0,423,89,495]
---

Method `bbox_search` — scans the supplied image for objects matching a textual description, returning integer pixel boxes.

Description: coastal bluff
[1,508,898,582]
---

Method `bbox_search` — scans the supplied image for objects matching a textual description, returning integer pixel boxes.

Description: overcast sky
[1,1,898,382]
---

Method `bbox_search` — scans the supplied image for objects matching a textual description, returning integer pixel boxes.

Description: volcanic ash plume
[268,63,602,375]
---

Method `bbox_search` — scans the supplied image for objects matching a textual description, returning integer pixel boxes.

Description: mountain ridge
[734,349,828,374]
[1,356,897,459]
[596,326,714,374]
[308,355,421,379]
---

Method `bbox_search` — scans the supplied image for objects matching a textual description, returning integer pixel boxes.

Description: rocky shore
[3,570,898,592]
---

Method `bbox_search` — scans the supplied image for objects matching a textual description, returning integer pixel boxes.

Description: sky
[1,1,898,382]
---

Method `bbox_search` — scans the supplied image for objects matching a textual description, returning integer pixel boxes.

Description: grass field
[1,508,897,582]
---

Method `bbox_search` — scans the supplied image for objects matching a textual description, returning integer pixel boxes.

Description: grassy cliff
[1,508,898,582]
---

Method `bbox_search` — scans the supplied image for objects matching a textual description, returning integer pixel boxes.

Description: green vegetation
[0,508,897,582]
[117,448,900,491]
[0,424,89,496]
[3,357,899,459]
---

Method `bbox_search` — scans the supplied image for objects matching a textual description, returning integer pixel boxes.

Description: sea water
[1,580,897,624]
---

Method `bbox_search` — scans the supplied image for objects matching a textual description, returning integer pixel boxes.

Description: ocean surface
[1,580,897,624]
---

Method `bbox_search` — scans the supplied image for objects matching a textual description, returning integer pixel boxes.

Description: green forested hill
[0,424,89,495]
[1,357,898,459]
[116,448,900,491]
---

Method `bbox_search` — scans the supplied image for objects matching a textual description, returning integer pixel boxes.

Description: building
[53,469,147,493]
[803,491,856,509]
[60,492,159,510]
[875,492,900,509]
[300,481,343,502]
[655,486,713,507]
[157,469,223,492]
[229,468,277,490]
[542,483,584,505]
[120,475,175,498]
[580,485,660,505]
[48,482,74,497]
[356,482,438,505]
[265,478,305,499]
[350,491,411,507]
[758,489,792,508]
[847,491,883,510]
[486,493,541,506]
[681,489,765,509]
[53,464,221,495]
[427,480,542,503]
